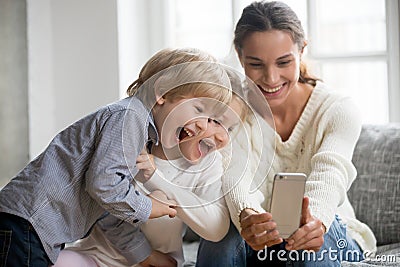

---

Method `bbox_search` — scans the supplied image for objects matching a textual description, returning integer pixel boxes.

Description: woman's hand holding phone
[240,173,325,251]
[239,209,283,250]
[285,196,325,252]
[240,198,324,251]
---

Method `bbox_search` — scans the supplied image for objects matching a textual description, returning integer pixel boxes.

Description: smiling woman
[196,1,377,266]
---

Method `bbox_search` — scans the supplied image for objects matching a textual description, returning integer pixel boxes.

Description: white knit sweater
[223,82,377,253]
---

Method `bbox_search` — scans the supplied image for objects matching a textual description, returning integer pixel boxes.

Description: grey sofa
[182,124,400,266]
[343,124,400,266]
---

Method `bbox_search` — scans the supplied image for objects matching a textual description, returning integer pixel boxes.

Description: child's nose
[195,117,208,132]
[212,126,229,148]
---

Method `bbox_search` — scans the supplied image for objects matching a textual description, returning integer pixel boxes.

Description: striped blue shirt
[0,96,157,264]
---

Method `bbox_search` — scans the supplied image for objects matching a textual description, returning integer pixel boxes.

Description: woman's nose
[263,66,279,84]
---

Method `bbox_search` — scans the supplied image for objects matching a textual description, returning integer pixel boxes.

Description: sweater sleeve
[143,153,230,242]
[306,97,362,231]
[222,118,272,231]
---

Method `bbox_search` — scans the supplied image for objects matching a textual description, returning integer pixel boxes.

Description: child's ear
[154,77,166,105]
[156,95,165,105]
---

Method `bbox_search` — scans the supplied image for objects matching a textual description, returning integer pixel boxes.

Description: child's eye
[195,106,204,113]
[228,124,239,132]
[208,118,221,125]
[213,119,222,125]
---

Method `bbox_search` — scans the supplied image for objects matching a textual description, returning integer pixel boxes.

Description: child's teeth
[184,128,193,137]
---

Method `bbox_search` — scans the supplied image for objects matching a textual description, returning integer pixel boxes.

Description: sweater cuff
[143,170,169,194]
[311,209,335,233]
[231,201,265,231]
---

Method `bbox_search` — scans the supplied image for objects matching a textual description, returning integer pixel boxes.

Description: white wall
[117,0,173,96]
[27,0,173,158]
[1,0,168,186]
[0,0,29,187]
[28,0,120,158]
[28,0,55,159]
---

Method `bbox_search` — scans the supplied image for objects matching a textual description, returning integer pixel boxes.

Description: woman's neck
[271,83,313,141]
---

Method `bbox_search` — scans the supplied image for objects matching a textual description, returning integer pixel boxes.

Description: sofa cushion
[348,124,400,246]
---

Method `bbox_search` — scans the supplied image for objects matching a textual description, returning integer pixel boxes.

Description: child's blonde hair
[127,48,232,106]
[224,66,251,123]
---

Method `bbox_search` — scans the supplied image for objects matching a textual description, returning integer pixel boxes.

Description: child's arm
[84,109,175,224]
[96,213,175,266]
[143,153,230,242]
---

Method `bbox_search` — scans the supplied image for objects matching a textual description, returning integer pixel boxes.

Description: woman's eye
[249,62,262,67]
[278,60,291,67]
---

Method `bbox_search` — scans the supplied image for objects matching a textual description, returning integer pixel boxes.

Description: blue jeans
[0,212,51,267]
[196,215,363,267]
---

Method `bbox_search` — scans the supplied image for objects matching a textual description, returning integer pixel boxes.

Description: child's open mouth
[198,139,216,157]
[177,127,195,142]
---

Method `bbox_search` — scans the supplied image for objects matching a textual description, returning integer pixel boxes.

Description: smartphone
[269,172,307,239]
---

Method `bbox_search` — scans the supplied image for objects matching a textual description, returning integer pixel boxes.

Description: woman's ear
[300,40,308,54]
[236,48,245,67]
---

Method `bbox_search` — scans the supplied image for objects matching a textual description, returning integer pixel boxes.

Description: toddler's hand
[148,190,177,219]
[135,148,156,183]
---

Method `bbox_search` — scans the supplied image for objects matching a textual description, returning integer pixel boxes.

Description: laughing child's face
[152,97,223,149]
[152,95,243,164]
[178,96,243,164]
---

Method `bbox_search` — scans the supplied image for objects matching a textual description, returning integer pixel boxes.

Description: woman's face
[239,30,302,107]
